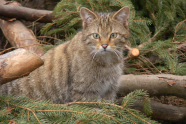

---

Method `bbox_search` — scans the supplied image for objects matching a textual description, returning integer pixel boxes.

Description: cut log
[118,74,186,99]
[0,20,45,57]
[124,45,140,60]
[0,48,43,85]
[130,48,139,57]
[144,100,186,122]
[117,99,186,122]
[0,4,54,23]
[133,100,186,122]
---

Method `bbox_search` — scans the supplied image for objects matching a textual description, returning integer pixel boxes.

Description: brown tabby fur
[0,7,130,104]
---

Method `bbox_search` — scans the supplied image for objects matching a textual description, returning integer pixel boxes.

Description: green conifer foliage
[133,0,186,74]
[0,90,158,124]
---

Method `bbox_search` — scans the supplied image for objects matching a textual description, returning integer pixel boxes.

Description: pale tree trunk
[0,19,45,57]
[0,48,43,85]
[118,74,186,99]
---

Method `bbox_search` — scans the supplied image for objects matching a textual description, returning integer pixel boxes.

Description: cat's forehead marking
[97,12,113,35]
[98,12,111,25]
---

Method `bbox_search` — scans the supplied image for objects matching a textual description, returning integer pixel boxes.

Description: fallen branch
[0,20,45,56]
[118,74,186,99]
[117,99,186,122]
[0,4,54,23]
[0,48,43,85]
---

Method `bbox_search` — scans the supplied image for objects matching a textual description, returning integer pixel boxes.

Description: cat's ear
[112,6,130,27]
[80,7,98,27]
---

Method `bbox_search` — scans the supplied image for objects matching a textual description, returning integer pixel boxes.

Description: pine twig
[138,56,155,74]
[140,55,161,74]
[126,109,151,124]
[138,26,165,49]
[172,19,186,42]
[9,103,42,124]
[66,101,123,109]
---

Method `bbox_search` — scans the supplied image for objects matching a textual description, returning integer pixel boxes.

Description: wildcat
[0,7,130,104]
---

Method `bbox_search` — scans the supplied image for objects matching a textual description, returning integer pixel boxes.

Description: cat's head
[80,7,130,63]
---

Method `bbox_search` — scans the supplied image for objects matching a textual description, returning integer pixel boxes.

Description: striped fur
[0,7,130,104]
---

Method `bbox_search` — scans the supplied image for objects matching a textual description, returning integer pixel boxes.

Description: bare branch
[0,4,54,23]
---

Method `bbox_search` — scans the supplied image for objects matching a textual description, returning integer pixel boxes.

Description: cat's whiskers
[90,50,96,55]
[113,49,122,59]
[114,49,122,55]
[113,50,120,60]
[91,51,99,64]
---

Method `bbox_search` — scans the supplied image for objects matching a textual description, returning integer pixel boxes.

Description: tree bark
[0,4,54,23]
[0,48,43,85]
[141,100,186,122]
[118,74,186,99]
[116,99,186,122]
[0,20,45,56]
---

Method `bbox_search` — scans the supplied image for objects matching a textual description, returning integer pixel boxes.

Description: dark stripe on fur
[64,42,71,86]
[48,49,58,100]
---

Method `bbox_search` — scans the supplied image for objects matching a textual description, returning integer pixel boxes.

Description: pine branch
[0,90,158,124]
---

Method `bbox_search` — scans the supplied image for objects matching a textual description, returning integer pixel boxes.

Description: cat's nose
[102,44,108,49]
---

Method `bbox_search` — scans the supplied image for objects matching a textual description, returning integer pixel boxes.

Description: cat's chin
[100,50,114,56]
[100,50,109,53]
[93,50,121,65]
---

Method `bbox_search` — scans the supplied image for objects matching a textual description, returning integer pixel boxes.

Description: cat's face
[80,7,130,62]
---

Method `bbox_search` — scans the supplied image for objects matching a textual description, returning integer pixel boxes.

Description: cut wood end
[0,49,44,85]
[131,48,139,57]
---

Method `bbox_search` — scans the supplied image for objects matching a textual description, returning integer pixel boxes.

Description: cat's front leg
[103,90,117,102]
[71,90,101,102]
[102,83,118,102]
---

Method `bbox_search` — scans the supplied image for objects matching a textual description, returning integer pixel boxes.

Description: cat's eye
[93,33,100,39]
[110,33,117,38]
